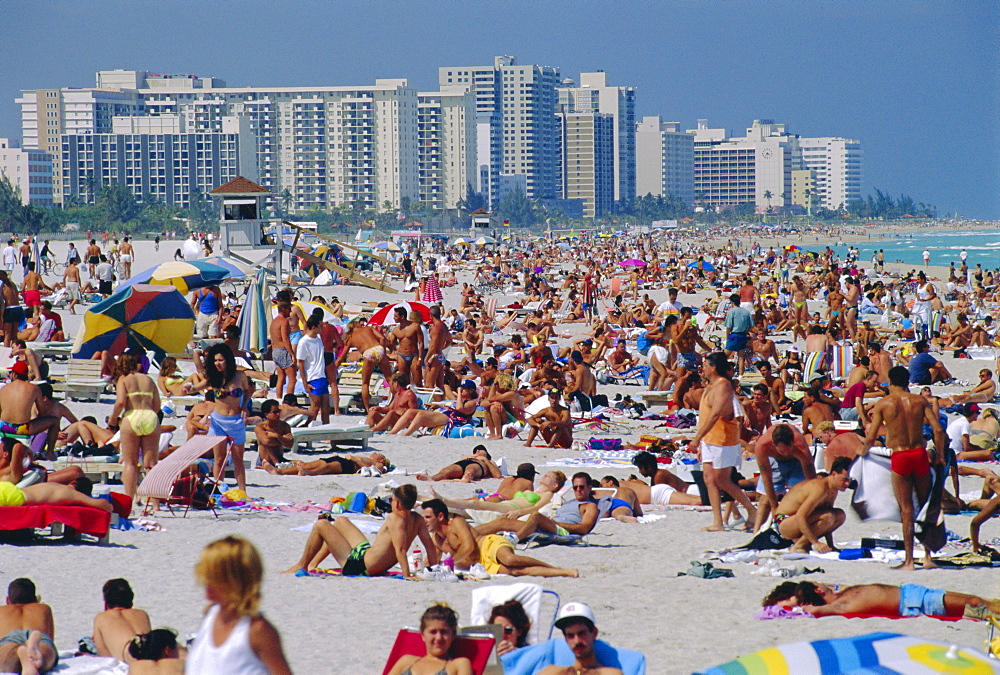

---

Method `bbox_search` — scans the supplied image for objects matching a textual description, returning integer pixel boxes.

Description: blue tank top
[199,289,219,315]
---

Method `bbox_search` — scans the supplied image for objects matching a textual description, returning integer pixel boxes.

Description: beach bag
[344,491,368,513]
[742,526,794,551]
[588,438,622,450]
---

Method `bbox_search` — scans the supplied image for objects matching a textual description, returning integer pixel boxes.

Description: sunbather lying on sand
[263,452,389,477]
[763,580,1000,620]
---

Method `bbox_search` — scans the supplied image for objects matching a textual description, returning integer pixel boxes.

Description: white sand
[7,233,999,672]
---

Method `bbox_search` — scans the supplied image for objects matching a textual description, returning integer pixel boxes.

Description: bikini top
[216,387,246,404]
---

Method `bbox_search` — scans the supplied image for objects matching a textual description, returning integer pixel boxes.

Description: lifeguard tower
[211,176,399,292]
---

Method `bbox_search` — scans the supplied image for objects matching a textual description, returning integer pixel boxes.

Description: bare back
[366,510,426,575]
[874,391,931,449]
[0,602,55,638]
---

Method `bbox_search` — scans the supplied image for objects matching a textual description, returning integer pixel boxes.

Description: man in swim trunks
[20,263,48,319]
[524,389,573,449]
[62,257,82,315]
[862,364,945,570]
[416,445,502,482]
[296,315,330,424]
[629,451,701,506]
[421,498,480,569]
[598,476,643,523]
[283,484,435,578]
[424,305,450,392]
[118,237,133,280]
[334,320,393,412]
[771,456,852,553]
[389,306,424,387]
[268,302,297,399]
[763,580,1000,621]
[0,578,59,674]
[723,294,753,375]
[752,423,817,532]
[474,472,603,542]
[0,362,59,444]
[253,399,293,466]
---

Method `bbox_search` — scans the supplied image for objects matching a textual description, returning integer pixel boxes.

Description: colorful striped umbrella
[474,236,497,245]
[699,631,998,674]
[71,284,195,360]
[120,260,232,294]
[236,268,269,354]
[422,274,443,303]
[367,301,431,326]
[201,256,253,279]
[373,241,403,252]
[452,237,473,245]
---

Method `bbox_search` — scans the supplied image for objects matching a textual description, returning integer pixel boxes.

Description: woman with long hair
[488,600,531,656]
[193,343,252,492]
[386,603,471,675]
[187,536,292,674]
[108,353,161,502]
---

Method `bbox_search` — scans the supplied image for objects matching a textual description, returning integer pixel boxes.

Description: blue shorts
[899,584,947,617]
[757,457,807,494]
[0,630,58,666]
[308,377,329,397]
[289,330,303,346]
[725,333,748,352]
[209,411,247,445]
[677,352,699,370]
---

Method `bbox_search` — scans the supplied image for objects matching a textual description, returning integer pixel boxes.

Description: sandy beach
[6,223,1000,674]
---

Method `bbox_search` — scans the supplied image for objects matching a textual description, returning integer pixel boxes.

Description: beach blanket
[50,654,128,674]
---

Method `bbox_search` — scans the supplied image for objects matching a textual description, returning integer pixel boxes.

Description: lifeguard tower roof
[210,176,271,195]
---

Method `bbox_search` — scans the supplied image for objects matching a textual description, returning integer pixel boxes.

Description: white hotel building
[20,70,479,212]
[797,136,862,211]
[634,117,694,205]
[0,138,53,206]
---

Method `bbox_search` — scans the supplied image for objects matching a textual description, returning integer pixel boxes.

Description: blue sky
[2,0,996,218]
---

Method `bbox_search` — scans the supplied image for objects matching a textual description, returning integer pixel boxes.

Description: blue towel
[501,637,645,675]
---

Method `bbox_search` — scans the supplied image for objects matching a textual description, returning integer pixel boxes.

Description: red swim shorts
[23,289,40,307]
[890,447,931,477]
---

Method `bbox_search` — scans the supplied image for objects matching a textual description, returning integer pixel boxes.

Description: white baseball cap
[554,602,596,629]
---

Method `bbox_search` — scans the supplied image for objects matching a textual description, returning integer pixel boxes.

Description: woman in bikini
[428,471,567,521]
[191,344,252,493]
[388,382,479,437]
[480,372,525,440]
[108,354,161,502]
[264,451,389,477]
[156,356,201,396]
[386,603,471,675]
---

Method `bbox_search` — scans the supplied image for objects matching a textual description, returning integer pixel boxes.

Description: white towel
[470,582,544,646]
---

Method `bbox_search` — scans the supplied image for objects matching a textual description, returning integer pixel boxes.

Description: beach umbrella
[367,301,431,326]
[452,237,473,245]
[373,241,403,252]
[784,244,802,252]
[201,256,253,279]
[474,236,497,245]
[270,299,340,324]
[698,631,998,675]
[237,269,269,353]
[121,260,232,294]
[422,274,443,303]
[619,258,647,268]
[687,260,717,272]
[71,284,195,360]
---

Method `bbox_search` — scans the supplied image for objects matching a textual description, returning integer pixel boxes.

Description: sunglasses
[503,626,515,635]
[572,484,589,491]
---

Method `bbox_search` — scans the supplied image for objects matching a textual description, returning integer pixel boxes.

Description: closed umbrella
[236,269,268,354]
[422,274,443,303]
[368,301,431,326]
[698,631,998,674]
[71,285,195,360]
[120,260,232,294]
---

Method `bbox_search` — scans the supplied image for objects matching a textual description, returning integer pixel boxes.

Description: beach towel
[501,637,645,675]
[470,583,545,646]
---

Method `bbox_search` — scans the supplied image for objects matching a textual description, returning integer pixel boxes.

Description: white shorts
[196,311,220,338]
[650,483,676,506]
[120,254,132,263]
[66,281,80,301]
[700,442,741,469]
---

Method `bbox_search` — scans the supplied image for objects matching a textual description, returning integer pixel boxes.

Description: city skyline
[2,0,995,218]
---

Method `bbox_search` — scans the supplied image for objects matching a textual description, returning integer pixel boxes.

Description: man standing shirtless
[86,239,101,280]
[389,306,423,387]
[20,263,48,319]
[283,484,436,578]
[334,320,392,412]
[92,578,150,662]
[862,365,945,570]
[62,258,82,315]
[268,303,296,398]
[0,578,57,675]
[118,237,134,280]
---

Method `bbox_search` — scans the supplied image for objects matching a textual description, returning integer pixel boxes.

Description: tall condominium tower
[439,56,561,206]
[796,136,862,211]
[417,87,477,212]
[557,72,635,207]
[634,116,694,205]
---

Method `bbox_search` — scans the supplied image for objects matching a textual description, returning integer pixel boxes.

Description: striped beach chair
[136,435,230,517]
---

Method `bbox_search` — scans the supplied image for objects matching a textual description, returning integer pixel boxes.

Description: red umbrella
[368,301,432,326]
[422,274,443,303]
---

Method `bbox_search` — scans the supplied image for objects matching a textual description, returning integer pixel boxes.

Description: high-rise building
[557,72,635,206]
[791,169,816,213]
[689,119,798,212]
[16,86,144,204]
[634,117,694,205]
[19,71,424,210]
[417,87,477,211]
[0,138,53,206]
[61,115,256,207]
[558,112,615,218]
[439,56,561,206]
[797,137,862,211]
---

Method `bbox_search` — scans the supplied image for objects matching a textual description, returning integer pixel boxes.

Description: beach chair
[829,343,854,382]
[382,629,497,675]
[136,435,230,517]
[289,423,373,453]
[59,359,110,401]
[607,364,649,386]
[409,385,443,408]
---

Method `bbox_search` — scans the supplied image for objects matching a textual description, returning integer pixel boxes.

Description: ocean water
[792,228,1000,270]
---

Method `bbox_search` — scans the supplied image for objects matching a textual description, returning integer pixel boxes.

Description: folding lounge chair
[136,435,230,517]
[382,629,496,675]
[829,343,855,382]
[470,582,560,644]
[289,423,373,453]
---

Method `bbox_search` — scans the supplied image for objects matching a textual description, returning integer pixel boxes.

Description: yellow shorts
[0,481,26,507]
[479,534,514,575]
